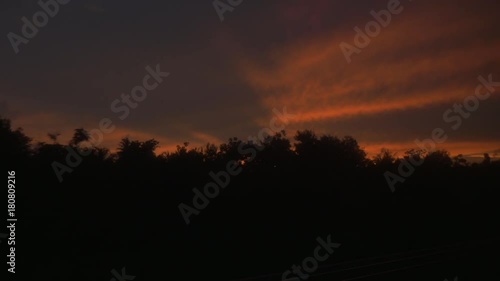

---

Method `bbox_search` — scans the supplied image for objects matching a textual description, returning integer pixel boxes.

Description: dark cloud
[0,0,498,156]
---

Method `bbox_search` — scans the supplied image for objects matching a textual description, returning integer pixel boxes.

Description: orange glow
[238,2,500,124]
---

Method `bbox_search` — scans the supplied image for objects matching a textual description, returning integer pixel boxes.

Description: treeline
[1,116,500,281]
[2,116,497,182]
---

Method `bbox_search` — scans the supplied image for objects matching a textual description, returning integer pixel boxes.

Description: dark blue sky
[1,0,499,158]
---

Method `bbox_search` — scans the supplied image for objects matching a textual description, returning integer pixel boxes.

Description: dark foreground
[3,122,499,280]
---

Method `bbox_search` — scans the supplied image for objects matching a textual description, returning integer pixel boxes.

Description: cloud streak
[240,1,500,124]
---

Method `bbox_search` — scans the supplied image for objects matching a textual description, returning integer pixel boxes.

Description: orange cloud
[239,1,500,124]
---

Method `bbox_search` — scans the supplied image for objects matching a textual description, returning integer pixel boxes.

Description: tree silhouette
[70,128,90,146]
[117,137,159,163]
[1,116,499,281]
[0,117,32,164]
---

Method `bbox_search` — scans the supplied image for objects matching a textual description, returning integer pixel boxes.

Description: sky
[1,0,499,160]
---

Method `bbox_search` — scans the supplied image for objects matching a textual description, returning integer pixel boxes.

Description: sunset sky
[1,0,499,159]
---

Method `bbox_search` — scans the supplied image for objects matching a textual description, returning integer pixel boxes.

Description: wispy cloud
[240,2,500,124]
